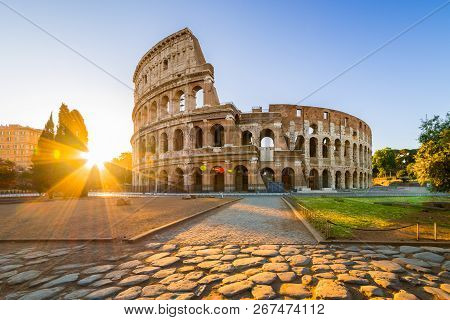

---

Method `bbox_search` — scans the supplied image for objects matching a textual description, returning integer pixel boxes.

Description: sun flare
[81,151,106,169]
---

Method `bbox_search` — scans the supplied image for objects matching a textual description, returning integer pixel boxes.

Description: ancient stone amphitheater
[131,28,372,193]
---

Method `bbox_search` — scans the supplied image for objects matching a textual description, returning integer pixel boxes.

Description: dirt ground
[0,196,234,240]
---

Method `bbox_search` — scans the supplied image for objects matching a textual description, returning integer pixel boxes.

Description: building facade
[0,124,42,169]
[131,28,372,192]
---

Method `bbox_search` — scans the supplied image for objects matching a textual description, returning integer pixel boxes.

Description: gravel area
[0,197,232,240]
[146,197,317,245]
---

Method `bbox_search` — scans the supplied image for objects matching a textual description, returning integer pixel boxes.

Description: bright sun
[81,151,106,169]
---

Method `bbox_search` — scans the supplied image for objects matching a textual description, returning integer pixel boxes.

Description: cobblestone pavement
[0,197,448,300]
[146,197,316,245]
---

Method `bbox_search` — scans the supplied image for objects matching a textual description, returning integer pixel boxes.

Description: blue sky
[0,0,449,159]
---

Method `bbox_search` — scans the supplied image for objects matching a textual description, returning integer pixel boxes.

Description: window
[296,109,301,117]
[344,117,348,127]
[144,75,147,84]
[163,59,168,70]
[179,93,185,112]
[323,112,329,120]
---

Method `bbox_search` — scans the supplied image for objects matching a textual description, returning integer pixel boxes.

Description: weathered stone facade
[131,28,372,192]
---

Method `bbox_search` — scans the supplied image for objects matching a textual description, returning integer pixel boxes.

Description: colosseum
[131,28,372,193]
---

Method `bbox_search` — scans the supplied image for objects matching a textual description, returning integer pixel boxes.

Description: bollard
[434,222,437,241]
[416,223,419,241]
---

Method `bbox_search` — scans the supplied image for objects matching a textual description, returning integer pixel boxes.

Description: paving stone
[0,270,18,280]
[82,265,115,274]
[252,249,279,257]
[330,264,347,272]
[145,252,171,263]
[117,260,142,270]
[0,264,23,272]
[372,260,404,273]
[211,263,235,273]
[160,273,185,284]
[223,249,240,255]
[28,276,58,288]
[301,275,315,286]
[311,264,331,273]
[232,257,266,269]
[152,257,180,267]
[185,271,204,281]
[167,280,198,292]
[7,270,41,285]
[175,251,196,258]
[41,273,79,288]
[221,255,236,261]
[78,274,103,286]
[315,280,351,300]
[440,284,450,294]
[218,280,254,297]
[91,279,113,287]
[360,285,384,298]
[145,242,162,249]
[337,274,369,285]
[288,255,311,266]
[442,261,450,271]
[156,293,178,300]
[26,258,49,265]
[368,271,397,281]
[280,283,312,298]
[413,252,445,263]
[399,246,422,254]
[153,268,176,279]
[292,267,311,275]
[248,272,277,284]
[54,263,95,271]
[175,293,195,300]
[115,286,142,300]
[183,257,205,264]
[314,272,336,279]
[204,254,223,261]
[133,266,161,276]
[421,246,448,254]
[376,249,399,255]
[23,251,48,260]
[277,272,296,282]
[142,284,167,297]
[119,275,150,286]
[64,289,94,299]
[105,270,129,280]
[244,268,262,277]
[262,262,290,272]
[19,287,64,300]
[279,247,301,256]
[374,278,400,290]
[198,273,228,284]
[405,264,431,273]
[259,245,280,250]
[423,287,450,300]
[160,244,178,252]
[105,255,128,262]
[252,285,276,300]
[196,248,222,256]
[85,287,122,299]
[393,290,418,300]
[131,251,155,260]
[393,258,431,268]
[198,260,221,269]
[223,274,248,284]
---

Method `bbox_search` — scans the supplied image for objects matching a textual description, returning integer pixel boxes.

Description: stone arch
[353,143,358,163]
[359,144,363,165]
[345,170,351,189]
[282,167,295,191]
[192,167,203,192]
[344,140,350,159]
[193,86,204,108]
[161,95,170,117]
[211,124,225,147]
[335,171,342,189]
[174,90,185,113]
[322,169,330,188]
[148,135,156,154]
[160,132,168,153]
[211,166,225,192]
[173,168,185,193]
[234,165,248,192]
[359,172,363,189]
[295,135,305,152]
[309,169,319,190]
[142,106,148,125]
[150,101,157,122]
[322,138,331,158]
[309,137,318,157]
[148,171,156,192]
[334,139,341,158]
[159,170,168,193]
[260,128,275,147]
[260,167,275,184]
[193,126,203,149]
[308,123,318,135]
[353,171,358,188]
[173,129,184,151]
[241,130,252,146]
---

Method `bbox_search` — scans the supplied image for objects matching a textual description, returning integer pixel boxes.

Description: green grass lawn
[293,196,450,239]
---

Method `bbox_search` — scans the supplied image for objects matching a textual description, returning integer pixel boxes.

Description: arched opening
[344,140,350,159]
[193,126,203,149]
[241,131,252,146]
[322,169,330,188]
[309,169,319,190]
[260,129,275,147]
[148,171,156,193]
[173,168,185,193]
[334,139,341,158]
[353,171,358,188]
[150,101,157,122]
[161,96,170,116]
[295,135,305,152]
[282,167,295,191]
[148,136,156,154]
[234,165,248,192]
[143,106,148,125]
[160,132,168,153]
[211,166,225,192]
[308,123,318,135]
[193,86,204,108]
[175,90,185,113]
[211,124,224,147]
[359,144,363,165]
[159,170,168,193]
[260,167,275,186]
[322,138,330,158]
[139,138,146,160]
[137,112,142,128]
[345,171,351,189]
[309,137,318,157]
[353,143,358,163]
[359,172,363,189]
[173,129,184,151]
[192,167,203,192]
[335,171,342,189]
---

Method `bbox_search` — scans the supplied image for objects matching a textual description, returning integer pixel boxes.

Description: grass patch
[294,196,450,240]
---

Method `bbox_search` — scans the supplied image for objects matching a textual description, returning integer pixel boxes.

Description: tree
[103,152,132,190]
[418,113,450,144]
[414,128,449,192]
[372,148,397,177]
[0,159,17,189]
